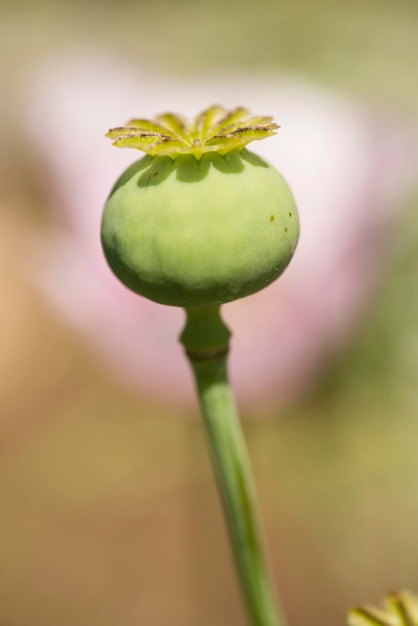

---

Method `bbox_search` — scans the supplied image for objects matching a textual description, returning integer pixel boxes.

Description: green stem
[180,305,286,626]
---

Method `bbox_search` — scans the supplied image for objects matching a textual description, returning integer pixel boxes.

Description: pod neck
[180,306,231,361]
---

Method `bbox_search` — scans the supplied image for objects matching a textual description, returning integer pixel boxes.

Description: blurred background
[1,0,418,625]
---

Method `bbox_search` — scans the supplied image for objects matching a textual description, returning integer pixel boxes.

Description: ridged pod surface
[101,148,299,307]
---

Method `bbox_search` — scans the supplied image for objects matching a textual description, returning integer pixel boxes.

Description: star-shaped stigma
[348,591,418,626]
[106,105,279,159]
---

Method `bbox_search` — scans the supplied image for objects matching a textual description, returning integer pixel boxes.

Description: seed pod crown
[106,105,279,159]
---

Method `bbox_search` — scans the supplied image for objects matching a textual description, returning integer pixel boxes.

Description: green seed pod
[101,106,299,308]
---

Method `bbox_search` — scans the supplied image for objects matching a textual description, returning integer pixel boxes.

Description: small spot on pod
[269,215,275,222]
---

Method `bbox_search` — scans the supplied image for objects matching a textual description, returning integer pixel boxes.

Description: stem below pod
[180,306,286,626]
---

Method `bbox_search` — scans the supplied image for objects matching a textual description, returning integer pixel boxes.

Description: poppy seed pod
[101,106,299,307]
